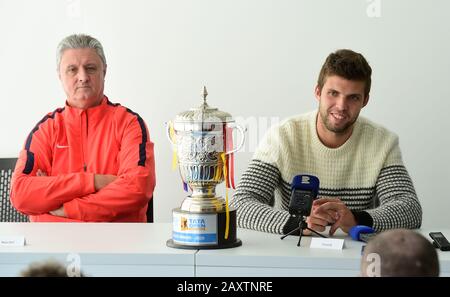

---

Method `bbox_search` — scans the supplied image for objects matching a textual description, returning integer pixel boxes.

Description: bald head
[361,229,439,277]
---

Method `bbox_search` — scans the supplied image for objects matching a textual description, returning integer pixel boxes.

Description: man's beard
[319,109,358,134]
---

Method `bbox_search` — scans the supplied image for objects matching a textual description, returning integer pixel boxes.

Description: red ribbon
[224,125,236,189]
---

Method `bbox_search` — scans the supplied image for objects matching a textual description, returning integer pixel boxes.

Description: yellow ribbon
[169,122,178,170]
[213,163,221,182]
[220,153,230,240]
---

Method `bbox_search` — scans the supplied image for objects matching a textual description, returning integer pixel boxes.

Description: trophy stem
[191,186,216,198]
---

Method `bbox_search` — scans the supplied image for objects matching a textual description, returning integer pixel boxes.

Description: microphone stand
[281,215,327,247]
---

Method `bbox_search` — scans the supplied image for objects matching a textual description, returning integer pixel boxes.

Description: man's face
[59,48,106,109]
[315,75,369,134]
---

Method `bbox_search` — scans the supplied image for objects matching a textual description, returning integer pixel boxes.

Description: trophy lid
[174,86,233,123]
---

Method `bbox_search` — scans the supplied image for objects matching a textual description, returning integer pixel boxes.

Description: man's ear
[314,85,321,102]
[362,94,370,107]
[103,64,107,77]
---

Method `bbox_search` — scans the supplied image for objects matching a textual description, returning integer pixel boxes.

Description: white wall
[1,0,449,229]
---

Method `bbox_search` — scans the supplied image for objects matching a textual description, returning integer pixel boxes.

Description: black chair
[146,196,154,223]
[0,158,29,222]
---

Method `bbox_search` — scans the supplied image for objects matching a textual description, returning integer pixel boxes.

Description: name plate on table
[0,236,25,246]
[310,238,344,250]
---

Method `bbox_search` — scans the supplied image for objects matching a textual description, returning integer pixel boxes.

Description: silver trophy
[166,87,245,249]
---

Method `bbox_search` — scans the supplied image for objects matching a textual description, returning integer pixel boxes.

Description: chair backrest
[146,196,154,223]
[0,158,29,222]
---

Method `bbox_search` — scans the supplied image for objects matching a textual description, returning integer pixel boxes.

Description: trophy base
[166,238,242,250]
[167,207,242,250]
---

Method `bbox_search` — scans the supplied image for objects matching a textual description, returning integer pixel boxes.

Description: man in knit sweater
[231,49,422,236]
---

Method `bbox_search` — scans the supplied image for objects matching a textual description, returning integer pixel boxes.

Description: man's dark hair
[317,49,372,97]
[361,229,439,277]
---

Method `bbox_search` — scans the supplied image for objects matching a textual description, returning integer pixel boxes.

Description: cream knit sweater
[231,111,422,234]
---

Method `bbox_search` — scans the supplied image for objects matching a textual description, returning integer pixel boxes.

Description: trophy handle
[225,123,246,155]
[165,121,176,146]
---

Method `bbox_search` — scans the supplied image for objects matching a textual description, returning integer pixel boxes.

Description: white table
[196,228,450,277]
[1,223,449,277]
[0,223,195,277]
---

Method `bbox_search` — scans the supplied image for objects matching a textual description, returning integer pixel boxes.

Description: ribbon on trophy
[220,124,237,240]
[169,121,189,192]
[220,153,230,240]
[224,125,236,189]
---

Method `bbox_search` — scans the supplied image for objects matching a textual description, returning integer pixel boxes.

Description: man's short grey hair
[56,34,106,70]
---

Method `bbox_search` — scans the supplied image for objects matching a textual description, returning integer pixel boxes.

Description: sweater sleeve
[63,116,156,222]
[365,138,422,231]
[10,113,96,215]
[231,124,294,234]
[231,159,291,234]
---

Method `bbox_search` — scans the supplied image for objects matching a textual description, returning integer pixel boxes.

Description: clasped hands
[36,169,117,217]
[303,197,357,236]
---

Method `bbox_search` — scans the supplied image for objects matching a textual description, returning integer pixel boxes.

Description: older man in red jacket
[10,34,156,222]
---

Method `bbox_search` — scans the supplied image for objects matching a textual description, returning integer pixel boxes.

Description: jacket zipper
[81,111,88,172]
[84,112,89,172]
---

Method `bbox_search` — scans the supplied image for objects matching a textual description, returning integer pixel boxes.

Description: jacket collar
[65,95,109,119]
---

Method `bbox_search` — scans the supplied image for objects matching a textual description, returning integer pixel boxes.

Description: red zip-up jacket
[10,96,156,222]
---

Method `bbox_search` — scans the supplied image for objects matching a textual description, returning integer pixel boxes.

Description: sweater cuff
[351,210,374,227]
[282,215,301,235]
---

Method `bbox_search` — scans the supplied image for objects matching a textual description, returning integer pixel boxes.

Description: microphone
[288,175,320,217]
[349,225,376,242]
[281,174,326,245]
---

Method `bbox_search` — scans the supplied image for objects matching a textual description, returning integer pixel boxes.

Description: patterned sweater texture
[230,111,422,234]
